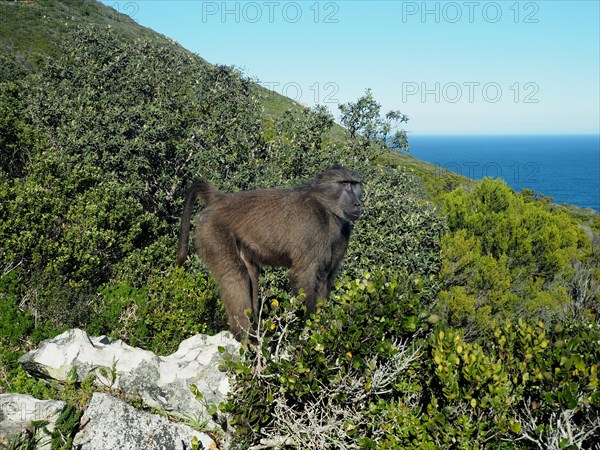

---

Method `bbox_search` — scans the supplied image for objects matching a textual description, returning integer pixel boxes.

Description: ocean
[407,134,600,212]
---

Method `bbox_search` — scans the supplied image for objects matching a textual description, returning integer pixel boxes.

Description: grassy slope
[0,0,293,119]
[0,0,163,59]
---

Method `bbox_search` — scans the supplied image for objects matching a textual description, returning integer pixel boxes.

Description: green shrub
[0,62,38,178]
[142,266,226,355]
[259,105,338,184]
[347,164,446,284]
[0,269,35,362]
[0,168,157,327]
[224,271,432,448]
[437,178,590,336]
[0,268,57,384]
[87,283,149,345]
[224,267,599,449]
[89,267,226,355]
[422,320,599,449]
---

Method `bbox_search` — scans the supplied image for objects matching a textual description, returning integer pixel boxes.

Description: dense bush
[436,178,594,337]
[261,105,338,183]
[0,55,37,178]
[0,27,263,329]
[0,269,44,369]
[348,164,445,282]
[225,275,599,449]
[224,271,431,449]
[1,164,159,326]
[24,28,262,204]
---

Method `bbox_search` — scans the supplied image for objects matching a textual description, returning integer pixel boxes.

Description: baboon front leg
[289,262,329,318]
[240,249,260,318]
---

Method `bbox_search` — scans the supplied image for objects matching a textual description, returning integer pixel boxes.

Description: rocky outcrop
[0,394,66,450]
[7,329,241,449]
[73,392,215,450]
[19,329,239,420]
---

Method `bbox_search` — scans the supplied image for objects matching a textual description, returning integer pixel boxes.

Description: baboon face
[317,168,363,222]
[341,181,362,222]
[339,180,362,221]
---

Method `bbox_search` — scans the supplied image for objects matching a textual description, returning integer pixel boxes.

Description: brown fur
[177,167,362,340]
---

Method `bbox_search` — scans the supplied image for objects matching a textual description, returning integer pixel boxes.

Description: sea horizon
[407,133,600,212]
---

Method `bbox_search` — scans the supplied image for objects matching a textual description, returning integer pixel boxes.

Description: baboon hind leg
[199,228,254,341]
[219,268,254,341]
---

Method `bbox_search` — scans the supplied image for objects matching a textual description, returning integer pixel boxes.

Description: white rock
[0,394,66,450]
[19,329,240,420]
[73,392,215,450]
[19,329,156,382]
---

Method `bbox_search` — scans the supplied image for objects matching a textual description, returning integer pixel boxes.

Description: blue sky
[100,1,600,135]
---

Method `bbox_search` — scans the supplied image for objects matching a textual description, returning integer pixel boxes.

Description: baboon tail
[176,180,223,267]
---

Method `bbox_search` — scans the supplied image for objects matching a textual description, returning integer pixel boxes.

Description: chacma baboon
[177,167,362,341]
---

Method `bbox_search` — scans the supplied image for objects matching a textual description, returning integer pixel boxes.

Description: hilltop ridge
[0,0,314,125]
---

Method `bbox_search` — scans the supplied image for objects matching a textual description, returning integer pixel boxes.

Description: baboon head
[312,167,362,222]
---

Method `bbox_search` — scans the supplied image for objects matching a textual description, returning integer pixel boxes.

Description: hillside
[0,0,442,173]
[0,1,327,131]
[0,0,166,58]
[1,1,598,449]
